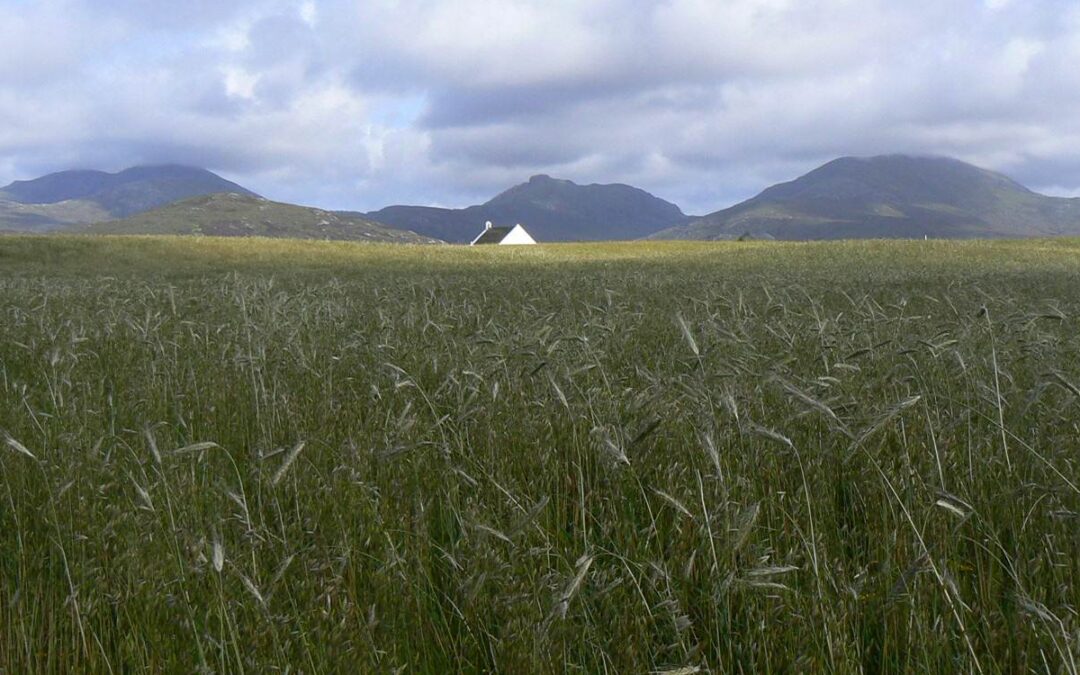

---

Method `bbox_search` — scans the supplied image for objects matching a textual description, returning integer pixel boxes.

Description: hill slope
[80,193,440,244]
[651,155,1080,240]
[366,174,690,242]
[0,165,258,231]
[0,199,112,231]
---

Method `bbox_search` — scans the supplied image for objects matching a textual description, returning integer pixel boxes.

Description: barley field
[1,235,1078,673]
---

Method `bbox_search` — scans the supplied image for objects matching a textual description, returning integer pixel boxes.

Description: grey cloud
[90,0,265,28]
[429,124,591,168]
[244,13,324,67]
[421,81,638,129]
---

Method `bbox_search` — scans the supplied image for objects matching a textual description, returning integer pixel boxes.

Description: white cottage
[469,221,537,246]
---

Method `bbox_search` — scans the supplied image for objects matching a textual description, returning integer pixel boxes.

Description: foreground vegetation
[1,235,1078,673]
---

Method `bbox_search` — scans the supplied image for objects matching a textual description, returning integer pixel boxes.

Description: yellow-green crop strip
[1,235,1078,672]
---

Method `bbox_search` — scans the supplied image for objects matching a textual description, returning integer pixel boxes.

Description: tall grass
[0,235,1077,672]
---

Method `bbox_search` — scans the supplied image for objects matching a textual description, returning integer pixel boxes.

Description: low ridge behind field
[1,236,1078,672]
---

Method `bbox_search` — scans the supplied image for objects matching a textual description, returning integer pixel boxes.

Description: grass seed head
[212,539,224,573]
[271,440,307,486]
[143,426,162,465]
[3,433,37,460]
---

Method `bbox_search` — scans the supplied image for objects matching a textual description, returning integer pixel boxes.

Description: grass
[0,234,1078,673]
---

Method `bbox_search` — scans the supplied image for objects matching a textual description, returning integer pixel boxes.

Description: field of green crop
[1,235,1078,673]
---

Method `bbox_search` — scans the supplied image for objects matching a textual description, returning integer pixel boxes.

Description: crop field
[1,235,1079,673]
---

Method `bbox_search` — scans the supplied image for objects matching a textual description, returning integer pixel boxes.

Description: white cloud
[299,0,318,25]
[222,67,259,100]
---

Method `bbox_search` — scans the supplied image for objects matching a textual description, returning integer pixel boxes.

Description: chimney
[485,221,492,230]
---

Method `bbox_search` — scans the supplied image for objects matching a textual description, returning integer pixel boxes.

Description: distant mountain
[651,155,1080,240]
[0,165,258,231]
[79,193,440,244]
[365,174,691,242]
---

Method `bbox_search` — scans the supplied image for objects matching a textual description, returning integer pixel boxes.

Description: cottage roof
[471,226,512,245]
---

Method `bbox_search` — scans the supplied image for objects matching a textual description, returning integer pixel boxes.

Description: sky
[2,0,1080,215]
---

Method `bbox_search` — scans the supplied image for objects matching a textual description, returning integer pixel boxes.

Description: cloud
[0,1,125,83]
[1,0,1080,213]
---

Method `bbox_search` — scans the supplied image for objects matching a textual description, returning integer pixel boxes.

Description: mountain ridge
[6,155,1080,242]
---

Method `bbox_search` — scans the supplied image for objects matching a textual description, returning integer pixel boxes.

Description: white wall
[499,224,537,245]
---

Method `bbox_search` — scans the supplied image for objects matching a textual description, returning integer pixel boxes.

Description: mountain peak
[118,164,220,177]
[523,174,577,188]
[760,154,1030,206]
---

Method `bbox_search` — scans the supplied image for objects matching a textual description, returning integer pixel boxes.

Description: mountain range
[3,155,1080,241]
